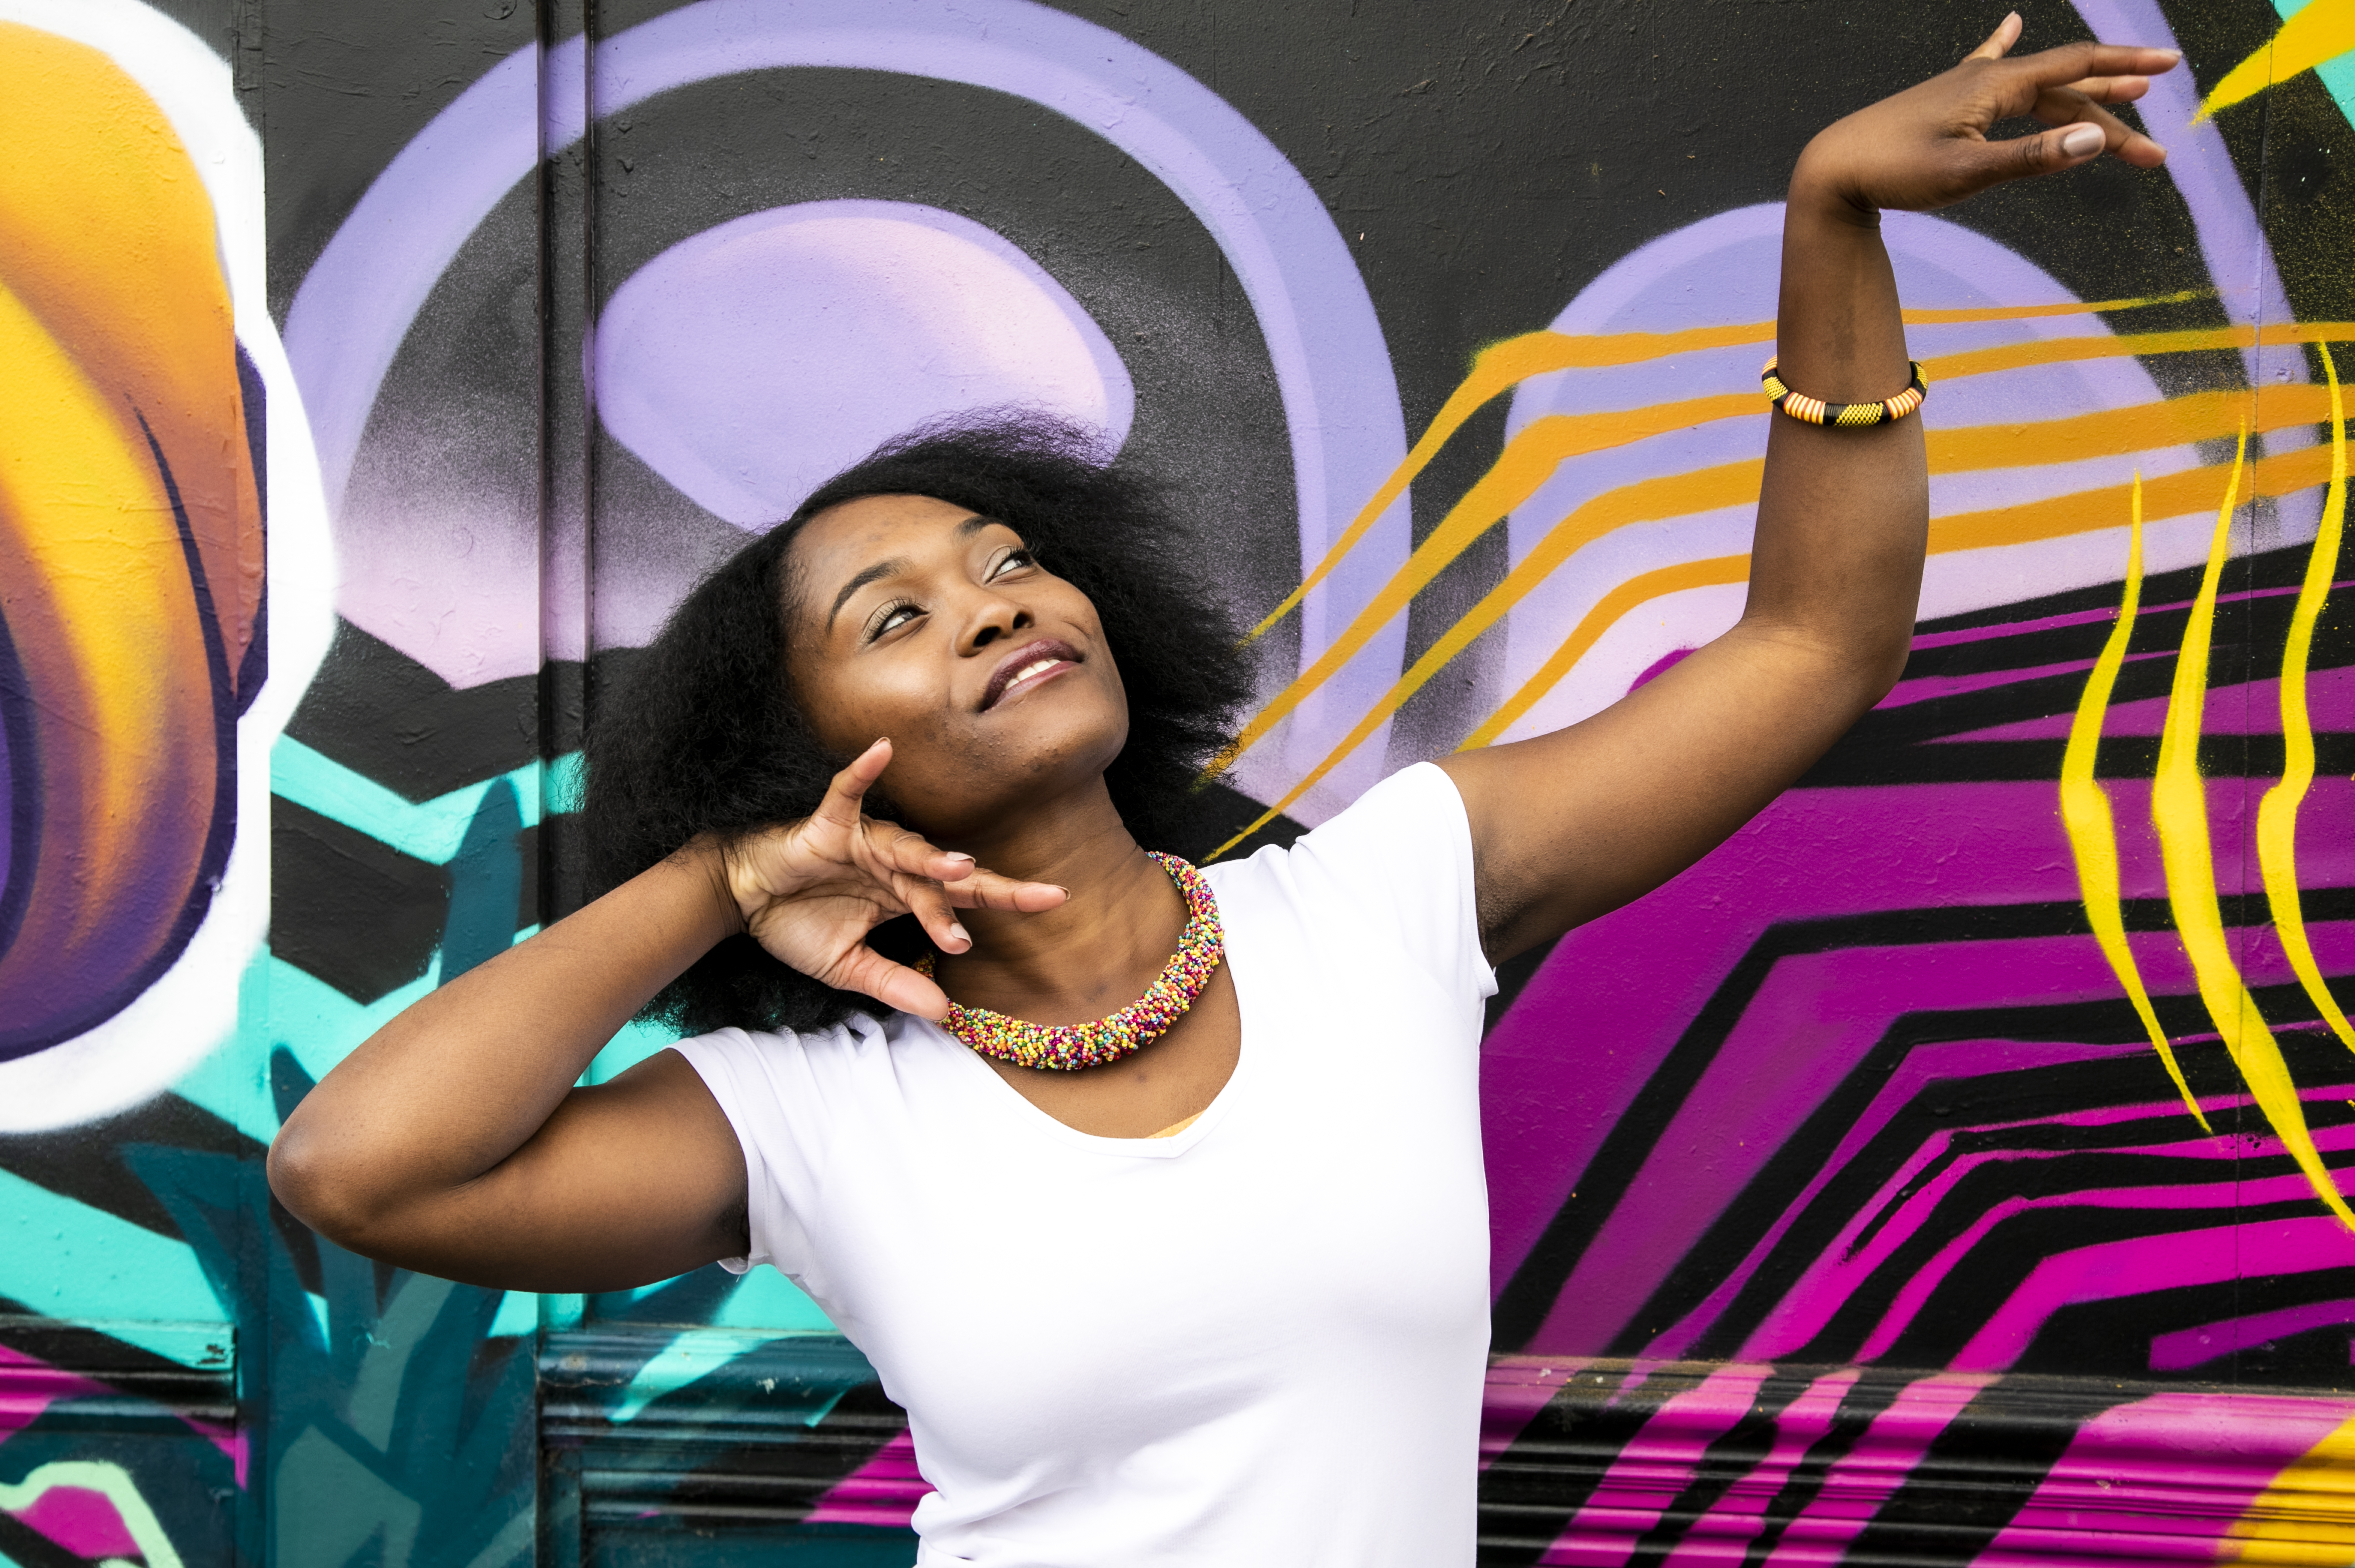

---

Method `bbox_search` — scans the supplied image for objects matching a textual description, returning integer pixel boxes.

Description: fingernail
[2156,49,2181,65]
[943,851,975,865]
[2061,125,2103,158]
[948,923,970,946]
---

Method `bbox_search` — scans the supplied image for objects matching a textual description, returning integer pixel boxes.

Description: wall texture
[5,0,2355,1563]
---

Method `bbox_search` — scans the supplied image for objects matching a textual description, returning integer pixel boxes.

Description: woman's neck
[930,781,1186,1024]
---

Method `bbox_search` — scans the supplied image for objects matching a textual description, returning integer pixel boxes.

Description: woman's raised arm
[267,739,1062,1290]
[1440,17,2180,963]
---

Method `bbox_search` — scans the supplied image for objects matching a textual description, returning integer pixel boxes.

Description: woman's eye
[869,603,920,640]
[990,549,1036,579]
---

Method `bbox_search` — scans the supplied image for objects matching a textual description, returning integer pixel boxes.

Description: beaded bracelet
[1761,358,1929,429]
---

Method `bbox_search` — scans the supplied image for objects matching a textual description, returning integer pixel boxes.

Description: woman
[271,20,2177,1565]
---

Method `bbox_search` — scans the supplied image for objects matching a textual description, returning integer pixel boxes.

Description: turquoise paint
[488,1291,539,1337]
[268,737,578,865]
[442,779,524,981]
[607,1326,857,1424]
[2273,0,2355,123]
[0,1169,228,1366]
[715,1265,836,1333]
[171,951,280,1142]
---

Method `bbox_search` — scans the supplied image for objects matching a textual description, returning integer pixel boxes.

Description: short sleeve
[1276,761,1496,1006]
[669,1025,847,1278]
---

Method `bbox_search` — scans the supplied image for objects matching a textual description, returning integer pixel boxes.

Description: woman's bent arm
[268,847,753,1290]
[268,739,1065,1290]
[1442,21,2179,962]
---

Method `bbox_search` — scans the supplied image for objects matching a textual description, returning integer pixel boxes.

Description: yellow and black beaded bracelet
[1761,358,1929,429]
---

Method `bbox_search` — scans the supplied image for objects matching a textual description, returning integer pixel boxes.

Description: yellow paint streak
[1216,399,1753,768]
[1244,289,2225,645]
[2200,0,2355,121]
[1208,461,1762,854]
[1232,371,2339,781]
[1928,385,2327,474]
[0,21,261,683]
[1460,556,1753,751]
[2256,344,2355,1053]
[1902,288,2213,323]
[2221,1409,2355,1564]
[1924,321,2355,387]
[0,275,213,971]
[2149,430,2353,1227]
[1931,438,2329,555]
[2059,475,2210,1130]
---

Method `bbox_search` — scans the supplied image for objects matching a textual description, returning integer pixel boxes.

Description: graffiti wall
[4,0,2354,1562]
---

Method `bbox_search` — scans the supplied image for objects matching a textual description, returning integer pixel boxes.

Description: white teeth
[1010,659,1057,685]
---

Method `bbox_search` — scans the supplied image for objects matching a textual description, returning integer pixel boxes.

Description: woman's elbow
[267,1117,386,1250]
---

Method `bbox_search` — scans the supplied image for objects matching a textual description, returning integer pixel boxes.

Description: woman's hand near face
[722,738,1070,1019]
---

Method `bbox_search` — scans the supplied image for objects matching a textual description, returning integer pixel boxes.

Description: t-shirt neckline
[915,862,1256,1159]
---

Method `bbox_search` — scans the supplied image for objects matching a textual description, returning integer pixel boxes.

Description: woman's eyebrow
[828,557,910,628]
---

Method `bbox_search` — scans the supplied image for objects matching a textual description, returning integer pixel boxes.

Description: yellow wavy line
[1209,462,1764,853]
[1458,556,1753,752]
[2199,0,2355,121]
[1212,397,1753,771]
[2150,428,2353,1226]
[2060,474,2210,1130]
[1269,411,2340,825]
[1242,290,2239,646]
[2257,343,2355,1053]
[1229,337,2355,782]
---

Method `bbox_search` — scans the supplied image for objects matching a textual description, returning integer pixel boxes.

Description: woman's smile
[983,639,1083,710]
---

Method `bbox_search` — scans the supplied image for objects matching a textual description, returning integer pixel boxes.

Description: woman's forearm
[1738,167,1931,706]
[267,844,739,1237]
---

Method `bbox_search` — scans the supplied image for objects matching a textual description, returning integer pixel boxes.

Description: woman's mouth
[982,639,1082,710]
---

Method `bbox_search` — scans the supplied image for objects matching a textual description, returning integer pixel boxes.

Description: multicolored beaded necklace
[915,851,1223,1072]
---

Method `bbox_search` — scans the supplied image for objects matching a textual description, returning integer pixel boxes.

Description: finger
[2001,40,2179,91]
[867,820,980,886]
[832,946,953,1022]
[1967,11,2022,61]
[813,738,892,829]
[2058,73,2152,106]
[2033,87,2167,167]
[941,870,1072,914]
[896,875,973,954]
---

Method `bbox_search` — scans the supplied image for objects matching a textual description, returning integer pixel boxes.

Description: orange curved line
[1458,555,1753,752]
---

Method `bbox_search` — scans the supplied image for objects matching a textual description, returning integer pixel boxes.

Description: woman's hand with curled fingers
[716,737,1067,1019]
[1797,11,2180,220]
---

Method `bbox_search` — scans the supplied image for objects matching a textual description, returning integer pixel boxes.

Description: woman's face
[783,493,1130,840]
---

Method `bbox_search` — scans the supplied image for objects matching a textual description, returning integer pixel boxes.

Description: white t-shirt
[673,762,1497,1567]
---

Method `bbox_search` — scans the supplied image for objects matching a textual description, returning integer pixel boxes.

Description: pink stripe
[1759,1374,1993,1565]
[2150,1300,2355,1371]
[1542,1366,1776,1565]
[1741,1099,2355,1363]
[0,1345,244,1484]
[1956,1216,2355,1371]
[1482,1359,1597,1469]
[1942,662,2355,742]
[803,1427,930,1527]
[1657,1370,1863,1567]
[1981,1390,2355,1562]
[1908,575,2346,652]
[10,1487,139,1559]
[0,1346,103,1439]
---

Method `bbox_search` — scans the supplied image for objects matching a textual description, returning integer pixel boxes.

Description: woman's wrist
[669,835,752,944]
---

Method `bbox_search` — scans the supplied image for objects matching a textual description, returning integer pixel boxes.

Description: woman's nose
[962,591,1033,652]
